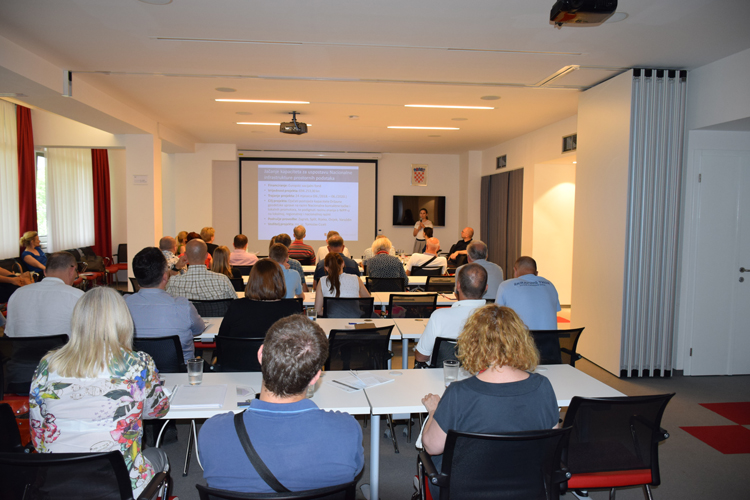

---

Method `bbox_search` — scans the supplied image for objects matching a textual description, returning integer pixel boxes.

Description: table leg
[402,339,409,369]
[370,415,380,500]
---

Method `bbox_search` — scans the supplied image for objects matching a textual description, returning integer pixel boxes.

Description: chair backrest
[191,299,236,317]
[410,267,443,277]
[365,277,405,293]
[230,277,245,292]
[295,256,314,266]
[321,297,374,319]
[116,243,127,264]
[233,265,253,277]
[561,394,675,485]
[529,328,585,367]
[437,428,572,500]
[133,335,186,373]
[425,276,456,293]
[429,336,459,369]
[0,334,68,396]
[324,326,394,371]
[387,294,438,318]
[214,337,264,372]
[129,277,141,292]
[0,451,134,500]
[0,403,23,453]
[196,480,357,500]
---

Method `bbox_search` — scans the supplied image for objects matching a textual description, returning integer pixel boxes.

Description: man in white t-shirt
[495,256,560,330]
[406,238,447,275]
[414,263,487,364]
[316,231,351,263]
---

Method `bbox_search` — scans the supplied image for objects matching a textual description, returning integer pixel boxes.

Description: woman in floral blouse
[29,287,170,498]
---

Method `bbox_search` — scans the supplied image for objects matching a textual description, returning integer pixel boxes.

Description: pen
[168,385,179,403]
[332,379,359,391]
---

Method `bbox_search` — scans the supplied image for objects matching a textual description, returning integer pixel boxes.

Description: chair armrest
[418,450,449,487]
[138,470,169,500]
[630,414,670,442]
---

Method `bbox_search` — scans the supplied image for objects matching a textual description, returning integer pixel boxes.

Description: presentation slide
[258,165,358,240]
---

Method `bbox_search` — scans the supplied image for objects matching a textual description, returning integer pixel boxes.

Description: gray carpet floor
[157,355,750,500]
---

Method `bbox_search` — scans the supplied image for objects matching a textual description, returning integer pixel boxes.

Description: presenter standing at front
[412,208,433,254]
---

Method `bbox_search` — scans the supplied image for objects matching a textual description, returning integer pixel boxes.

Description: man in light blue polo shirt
[495,256,560,330]
[269,243,304,299]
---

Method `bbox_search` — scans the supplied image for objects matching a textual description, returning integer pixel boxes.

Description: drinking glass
[187,358,203,385]
[443,360,459,387]
[306,306,317,321]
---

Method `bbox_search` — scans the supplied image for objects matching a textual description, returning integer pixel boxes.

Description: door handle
[741,267,749,273]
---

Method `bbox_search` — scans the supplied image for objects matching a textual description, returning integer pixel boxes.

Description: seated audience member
[20,231,47,274]
[312,234,360,289]
[125,247,203,362]
[447,227,474,267]
[229,234,259,266]
[5,252,83,337]
[176,230,188,255]
[423,226,434,240]
[218,259,302,338]
[314,253,370,317]
[30,287,170,498]
[406,237,448,276]
[200,315,364,493]
[159,236,187,275]
[414,263,487,365]
[201,226,218,256]
[269,243,304,299]
[361,235,396,263]
[365,237,407,288]
[211,245,234,279]
[495,256,560,330]
[455,240,503,300]
[274,233,308,292]
[187,231,212,267]
[316,230,352,262]
[0,266,26,303]
[420,304,559,499]
[288,225,316,264]
[166,239,236,300]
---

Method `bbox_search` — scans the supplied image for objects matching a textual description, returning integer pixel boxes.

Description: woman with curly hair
[420,305,559,497]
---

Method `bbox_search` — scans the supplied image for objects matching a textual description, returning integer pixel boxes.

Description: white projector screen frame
[239,158,378,258]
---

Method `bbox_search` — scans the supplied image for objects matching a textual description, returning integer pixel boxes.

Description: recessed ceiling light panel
[480,96,501,100]
[452,118,468,121]
[138,0,172,5]
[215,87,236,92]
[405,104,493,109]
[218,99,309,104]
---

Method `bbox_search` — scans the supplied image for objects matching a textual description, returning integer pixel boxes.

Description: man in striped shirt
[288,225,316,265]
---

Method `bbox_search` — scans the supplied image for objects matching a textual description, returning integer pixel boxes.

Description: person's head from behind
[324,252,344,297]
[246,258,286,300]
[260,315,329,398]
[200,227,215,244]
[275,233,292,248]
[45,252,78,285]
[132,247,168,288]
[326,230,340,241]
[293,225,306,240]
[233,234,248,250]
[159,236,177,254]
[514,256,538,278]
[327,234,344,252]
[211,246,232,278]
[458,305,538,375]
[176,231,188,245]
[425,237,440,254]
[186,231,202,242]
[20,231,39,249]
[423,227,433,239]
[45,287,134,378]
[268,243,289,266]
[185,238,208,265]
[467,240,488,262]
[456,263,488,300]
[371,236,392,254]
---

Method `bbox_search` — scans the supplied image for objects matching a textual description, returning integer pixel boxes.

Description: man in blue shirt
[199,315,364,493]
[269,243,304,299]
[125,247,204,361]
[495,256,560,330]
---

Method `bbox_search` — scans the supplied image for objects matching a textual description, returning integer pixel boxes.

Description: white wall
[108,149,127,256]
[32,109,123,148]
[571,71,633,375]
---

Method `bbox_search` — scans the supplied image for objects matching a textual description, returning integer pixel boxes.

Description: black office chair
[427,336,459,369]
[418,427,572,500]
[529,328,585,367]
[387,294,437,319]
[365,277,405,293]
[133,335,186,373]
[0,403,25,453]
[191,298,236,317]
[196,480,356,500]
[0,450,172,500]
[295,256,315,266]
[562,394,675,500]
[233,265,253,277]
[213,337,264,372]
[321,297,374,318]
[0,334,68,398]
[410,267,444,277]
[129,277,141,292]
[230,277,245,292]
[425,276,456,293]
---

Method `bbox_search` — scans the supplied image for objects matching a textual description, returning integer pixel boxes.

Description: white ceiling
[2,0,749,154]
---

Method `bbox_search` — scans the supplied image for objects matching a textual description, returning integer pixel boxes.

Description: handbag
[233,411,291,494]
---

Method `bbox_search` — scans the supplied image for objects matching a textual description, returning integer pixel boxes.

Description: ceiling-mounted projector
[550,0,618,27]
[280,111,308,135]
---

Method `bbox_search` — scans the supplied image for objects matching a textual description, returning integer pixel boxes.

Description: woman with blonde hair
[29,287,170,498]
[420,305,558,498]
[314,252,370,317]
[20,231,47,273]
[176,230,188,255]
[211,245,233,279]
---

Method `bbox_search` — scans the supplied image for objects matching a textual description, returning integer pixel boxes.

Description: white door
[688,150,750,375]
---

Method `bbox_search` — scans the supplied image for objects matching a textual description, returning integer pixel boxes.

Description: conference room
[2,0,750,498]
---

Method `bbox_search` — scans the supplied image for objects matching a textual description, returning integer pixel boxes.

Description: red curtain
[17,105,37,237]
[92,149,112,258]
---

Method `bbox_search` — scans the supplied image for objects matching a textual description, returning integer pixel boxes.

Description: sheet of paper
[170,384,227,409]
[325,371,394,392]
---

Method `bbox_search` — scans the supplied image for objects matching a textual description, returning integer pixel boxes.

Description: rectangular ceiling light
[387,126,460,130]
[405,104,494,109]
[218,99,309,104]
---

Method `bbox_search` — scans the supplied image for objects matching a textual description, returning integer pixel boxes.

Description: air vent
[496,155,507,169]
[562,134,577,153]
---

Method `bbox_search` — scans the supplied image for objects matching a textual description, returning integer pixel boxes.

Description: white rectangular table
[393,318,428,368]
